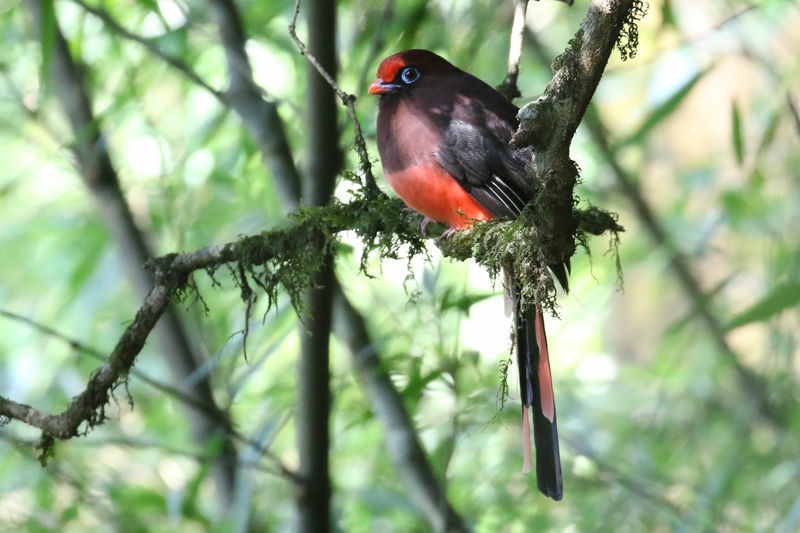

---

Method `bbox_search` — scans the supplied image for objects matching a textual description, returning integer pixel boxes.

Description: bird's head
[368,49,460,97]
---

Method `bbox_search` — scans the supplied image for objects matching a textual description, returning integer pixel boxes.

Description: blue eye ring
[400,67,420,84]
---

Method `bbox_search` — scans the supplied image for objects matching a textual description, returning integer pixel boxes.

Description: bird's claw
[420,217,459,239]
[420,217,433,236]
[440,227,458,239]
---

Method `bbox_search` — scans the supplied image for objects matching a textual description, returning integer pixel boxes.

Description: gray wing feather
[437,120,534,219]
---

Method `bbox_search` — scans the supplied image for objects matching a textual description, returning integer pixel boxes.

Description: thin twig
[498,0,529,100]
[288,0,379,197]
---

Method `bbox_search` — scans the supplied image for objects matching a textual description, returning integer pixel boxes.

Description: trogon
[369,49,569,500]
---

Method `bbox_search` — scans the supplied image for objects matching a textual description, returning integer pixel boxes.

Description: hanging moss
[188,187,427,324]
[439,204,623,316]
[617,0,649,61]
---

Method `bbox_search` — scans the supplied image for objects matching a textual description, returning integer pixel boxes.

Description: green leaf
[660,0,678,30]
[439,288,495,315]
[137,0,165,19]
[725,281,800,331]
[620,69,708,148]
[37,0,56,97]
[755,108,780,159]
[732,101,745,165]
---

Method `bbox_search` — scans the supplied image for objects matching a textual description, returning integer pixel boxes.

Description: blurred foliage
[1,0,799,531]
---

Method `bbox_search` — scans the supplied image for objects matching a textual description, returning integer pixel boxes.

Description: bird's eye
[400,67,420,84]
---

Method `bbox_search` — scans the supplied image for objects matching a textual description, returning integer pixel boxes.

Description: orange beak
[368,79,399,95]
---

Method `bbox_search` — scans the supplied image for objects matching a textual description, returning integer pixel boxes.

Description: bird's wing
[437,119,534,219]
[438,118,571,292]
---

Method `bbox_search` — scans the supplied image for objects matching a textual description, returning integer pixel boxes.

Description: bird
[369,49,569,500]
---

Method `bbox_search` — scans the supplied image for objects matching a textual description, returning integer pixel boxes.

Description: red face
[368,53,407,94]
[368,49,454,96]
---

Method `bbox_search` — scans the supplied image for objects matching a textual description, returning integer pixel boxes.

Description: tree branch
[525,16,782,428]
[0,309,298,481]
[500,0,639,310]
[512,0,640,151]
[0,189,614,520]
[0,271,170,439]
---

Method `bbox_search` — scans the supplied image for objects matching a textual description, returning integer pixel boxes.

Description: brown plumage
[370,49,568,500]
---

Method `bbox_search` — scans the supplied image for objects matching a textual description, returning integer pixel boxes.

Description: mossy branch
[506,0,641,311]
[0,184,619,448]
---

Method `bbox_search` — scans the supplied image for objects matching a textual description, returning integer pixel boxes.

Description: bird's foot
[440,227,458,239]
[420,217,433,236]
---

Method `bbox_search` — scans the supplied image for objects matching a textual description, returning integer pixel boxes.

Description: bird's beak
[368,79,398,95]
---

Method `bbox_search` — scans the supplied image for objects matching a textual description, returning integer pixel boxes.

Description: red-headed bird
[369,49,569,500]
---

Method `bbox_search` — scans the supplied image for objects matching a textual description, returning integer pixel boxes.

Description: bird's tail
[513,282,563,501]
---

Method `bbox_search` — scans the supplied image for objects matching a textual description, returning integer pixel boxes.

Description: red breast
[385,161,495,229]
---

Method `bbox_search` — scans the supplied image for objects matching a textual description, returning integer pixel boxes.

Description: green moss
[166,177,620,343]
[439,204,623,317]
[37,434,56,466]
[189,188,428,332]
[438,214,557,315]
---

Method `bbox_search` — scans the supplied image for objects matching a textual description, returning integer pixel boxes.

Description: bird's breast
[385,161,495,229]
